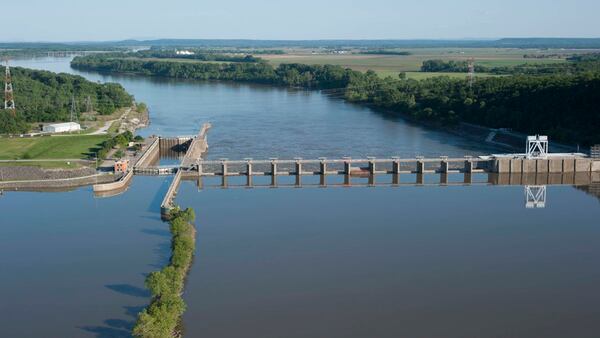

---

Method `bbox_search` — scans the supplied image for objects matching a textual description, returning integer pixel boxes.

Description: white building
[43,122,81,133]
[176,50,195,55]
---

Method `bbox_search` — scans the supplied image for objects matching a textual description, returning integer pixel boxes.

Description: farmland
[260,47,579,77]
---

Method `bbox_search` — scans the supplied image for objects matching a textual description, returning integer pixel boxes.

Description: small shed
[43,122,81,133]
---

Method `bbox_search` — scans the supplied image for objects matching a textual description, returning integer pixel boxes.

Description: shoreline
[71,64,583,153]
[132,207,197,338]
[0,103,149,190]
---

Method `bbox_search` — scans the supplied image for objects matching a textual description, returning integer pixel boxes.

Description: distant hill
[3,38,600,50]
[106,38,600,49]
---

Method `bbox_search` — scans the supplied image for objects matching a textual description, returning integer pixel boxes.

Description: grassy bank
[0,135,110,160]
[133,207,196,338]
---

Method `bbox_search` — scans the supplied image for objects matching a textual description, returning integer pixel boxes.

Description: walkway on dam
[160,123,211,216]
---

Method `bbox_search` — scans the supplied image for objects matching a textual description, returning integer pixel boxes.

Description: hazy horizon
[3,0,599,41]
[3,37,600,44]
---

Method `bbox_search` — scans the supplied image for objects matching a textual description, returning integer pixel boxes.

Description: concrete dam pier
[92,126,599,216]
[193,154,599,178]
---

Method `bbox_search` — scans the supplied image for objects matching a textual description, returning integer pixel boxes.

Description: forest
[421,54,600,75]
[0,67,133,134]
[72,53,600,145]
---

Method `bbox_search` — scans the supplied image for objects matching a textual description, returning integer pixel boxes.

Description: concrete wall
[93,170,133,192]
[576,159,591,172]
[549,159,563,173]
[562,159,575,172]
[493,157,595,174]
[136,138,160,168]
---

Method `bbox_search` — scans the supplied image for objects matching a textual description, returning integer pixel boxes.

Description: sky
[3,0,600,41]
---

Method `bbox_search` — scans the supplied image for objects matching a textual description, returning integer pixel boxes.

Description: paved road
[89,108,132,135]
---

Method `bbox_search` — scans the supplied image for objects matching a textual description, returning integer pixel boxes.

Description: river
[1,57,600,337]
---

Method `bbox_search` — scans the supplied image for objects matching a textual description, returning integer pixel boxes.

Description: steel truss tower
[467,57,475,89]
[4,60,16,115]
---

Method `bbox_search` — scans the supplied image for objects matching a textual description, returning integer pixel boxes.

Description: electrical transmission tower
[4,59,16,116]
[467,57,475,89]
[70,95,79,123]
[85,95,93,113]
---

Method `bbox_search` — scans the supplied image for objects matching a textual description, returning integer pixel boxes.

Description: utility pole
[467,57,475,89]
[4,59,16,116]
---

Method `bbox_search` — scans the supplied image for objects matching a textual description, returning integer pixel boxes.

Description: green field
[0,135,110,160]
[261,47,573,77]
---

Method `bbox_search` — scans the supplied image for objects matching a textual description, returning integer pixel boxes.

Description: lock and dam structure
[88,124,600,217]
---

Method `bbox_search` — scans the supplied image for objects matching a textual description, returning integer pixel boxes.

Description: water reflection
[177,181,600,338]
[525,185,547,208]
[179,172,600,209]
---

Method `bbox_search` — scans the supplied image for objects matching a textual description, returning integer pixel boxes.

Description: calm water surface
[0,177,171,337]
[177,180,600,338]
[1,57,599,337]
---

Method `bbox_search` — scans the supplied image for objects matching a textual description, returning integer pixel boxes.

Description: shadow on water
[79,306,146,338]
[79,295,149,337]
[141,228,171,238]
[79,318,133,338]
[105,284,151,298]
[78,177,170,337]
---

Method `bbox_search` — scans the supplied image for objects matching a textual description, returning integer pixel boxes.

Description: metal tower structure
[467,57,475,89]
[525,185,547,208]
[526,135,549,159]
[4,59,16,115]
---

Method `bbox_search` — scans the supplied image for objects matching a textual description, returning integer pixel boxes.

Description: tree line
[149,46,285,55]
[132,50,263,63]
[359,50,411,55]
[133,207,196,338]
[0,67,133,134]
[421,55,600,76]
[72,53,600,146]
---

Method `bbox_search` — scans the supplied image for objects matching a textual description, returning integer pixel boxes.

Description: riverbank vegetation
[72,53,600,145]
[133,207,196,338]
[0,67,133,134]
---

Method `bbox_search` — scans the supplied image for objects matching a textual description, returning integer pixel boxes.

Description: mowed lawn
[0,135,110,160]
